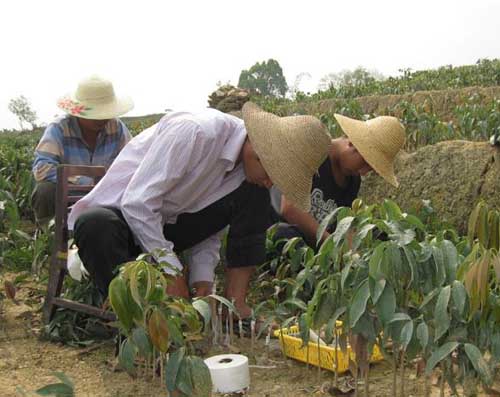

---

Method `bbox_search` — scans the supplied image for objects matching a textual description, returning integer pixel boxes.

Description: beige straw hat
[242,102,331,211]
[334,114,406,187]
[57,75,134,120]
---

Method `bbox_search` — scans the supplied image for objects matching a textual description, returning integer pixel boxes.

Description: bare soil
[0,273,496,397]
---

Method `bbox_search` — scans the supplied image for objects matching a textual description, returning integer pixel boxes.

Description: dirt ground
[0,273,496,397]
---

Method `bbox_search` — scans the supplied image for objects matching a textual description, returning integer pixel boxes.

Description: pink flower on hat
[69,104,87,115]
[57,97,90,116]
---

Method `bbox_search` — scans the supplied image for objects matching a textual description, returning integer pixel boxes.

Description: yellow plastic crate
[273,325,384,374]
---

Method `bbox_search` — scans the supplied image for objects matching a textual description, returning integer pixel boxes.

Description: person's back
[31,75,133,225]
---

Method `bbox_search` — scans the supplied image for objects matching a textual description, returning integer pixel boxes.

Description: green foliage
[261,198,500,393]
[108,259,213,395]
[312,59,500,100]
[17,372,74,397]
[238,59,288,98]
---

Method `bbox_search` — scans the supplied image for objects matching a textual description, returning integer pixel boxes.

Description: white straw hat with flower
[57,75,134,120]
[242,102,331,212]
[334,114,406,187]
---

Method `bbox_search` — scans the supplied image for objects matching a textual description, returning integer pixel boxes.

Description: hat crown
[242,102,331,211]
[281,115,331,173]
[75,76,116,102]
[366,116,405,159]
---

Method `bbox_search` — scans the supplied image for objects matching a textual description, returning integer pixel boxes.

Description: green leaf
[192,298,211,331]
[317,207,342,243]
[108,277,133,332]
[352,223,376,251]
[419,288,440,310]
[333,216,355,246]
[416,322,429,350]
[118,338,136,375]
[312,293,335,329]
[403,246,417,287]
[189,356,213,397]
[434,286,451,341]
[388,313,411,324]
[432,245,446,286]
[400,320,414,350]
[369,243,386,280]
[403,214,425,231]
[52,372,73,388]
[369,278,386,304]
[375,284,396,325]
[425,341,459,375]
[166,318,184,346]
[132,327,152,358]
[383,199,403,220]
[441,240,458,283]
[165,347,186,392]
[176,357,194,396]
[35,384,74,397]
[349,279,370,328]
[451,280,467,318]
[464,343,493,386]
[207,294,238,316]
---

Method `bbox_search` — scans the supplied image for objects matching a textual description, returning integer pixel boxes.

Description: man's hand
[165,274,190,299]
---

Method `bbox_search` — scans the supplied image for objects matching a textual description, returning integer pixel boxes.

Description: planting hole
[219,358,233,364]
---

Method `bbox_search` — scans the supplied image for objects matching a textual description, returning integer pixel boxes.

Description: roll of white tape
[204,354,250,393]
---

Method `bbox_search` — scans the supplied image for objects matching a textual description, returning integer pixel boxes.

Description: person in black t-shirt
[270,113,406,249]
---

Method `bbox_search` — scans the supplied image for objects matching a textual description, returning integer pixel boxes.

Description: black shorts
[164,181,271,267]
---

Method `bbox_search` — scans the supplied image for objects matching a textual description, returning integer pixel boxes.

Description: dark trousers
[74,181,271,295]
[31,181,56,225]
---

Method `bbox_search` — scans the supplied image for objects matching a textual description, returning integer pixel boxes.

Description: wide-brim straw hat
[334,114,406,187]
[242,102,331,211]
[57,75,134,120]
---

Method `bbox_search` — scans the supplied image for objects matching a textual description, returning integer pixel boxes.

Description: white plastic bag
[67,245,89,281]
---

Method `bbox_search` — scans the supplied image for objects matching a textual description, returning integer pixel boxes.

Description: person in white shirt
[68,102,331,320]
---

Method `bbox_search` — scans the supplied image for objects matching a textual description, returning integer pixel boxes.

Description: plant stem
[218,303,223,345]
[317,336,321,383]
[334,328,339,387]
[392,347,397,397]
[400,350,406,397]
[364,363,369,397]
[440,362,445,397]
[229,302,234,345]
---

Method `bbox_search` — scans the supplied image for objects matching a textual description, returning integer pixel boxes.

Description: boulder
[359,141,500,233]
[208,85,250,113]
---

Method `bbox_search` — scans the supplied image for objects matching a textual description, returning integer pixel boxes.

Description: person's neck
[329,138,349,188]
[77,119,99,151]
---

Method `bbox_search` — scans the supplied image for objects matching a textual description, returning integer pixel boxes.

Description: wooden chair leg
[42,258,66,324]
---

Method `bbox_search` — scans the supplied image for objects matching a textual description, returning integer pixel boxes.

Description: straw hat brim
[57,94,134,120]
[334,114,399,187]
[243,103,321,211]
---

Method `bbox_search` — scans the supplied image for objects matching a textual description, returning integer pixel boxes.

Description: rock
[208,85,250,113]
[359,141,500,233]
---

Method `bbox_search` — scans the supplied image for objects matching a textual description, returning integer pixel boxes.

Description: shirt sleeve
[120,119,218,275]
[118,121,132,150]
[184,230,223,286]
[32,123,64,183]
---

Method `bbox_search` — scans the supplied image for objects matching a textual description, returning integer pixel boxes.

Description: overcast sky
[1,0,499,130]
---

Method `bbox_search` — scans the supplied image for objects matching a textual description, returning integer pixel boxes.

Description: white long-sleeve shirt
[68,109,247,281]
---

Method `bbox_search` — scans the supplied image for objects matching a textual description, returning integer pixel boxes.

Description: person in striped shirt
[31,75,133,225]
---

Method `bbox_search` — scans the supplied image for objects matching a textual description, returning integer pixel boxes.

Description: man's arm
[281,195,329,245]
[32,124,63,183]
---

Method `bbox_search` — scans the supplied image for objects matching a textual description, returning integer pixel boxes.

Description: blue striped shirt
[33,115,131,183]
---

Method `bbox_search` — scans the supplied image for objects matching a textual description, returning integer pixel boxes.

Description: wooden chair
[43,165,116,323]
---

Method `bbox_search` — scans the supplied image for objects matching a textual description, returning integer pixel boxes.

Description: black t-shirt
[309,157,361,224]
